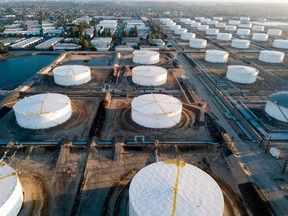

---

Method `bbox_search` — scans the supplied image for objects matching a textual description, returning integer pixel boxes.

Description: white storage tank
[252,33,269,42]
[252,25,265,32]
[133,50,160,64]
[259,50,285,63]
[201,18,211,23]
[14,93,72,129]
[189,38,207,48]
[213,17,223,21]
[183,19,192,25]
[228,20,241,25]
[205,50,229,63]
[191,22,201,28]
[236,29,251,36]
[180,18,190,23]
[273,39,288,49]
[267,29,282,36]
[197,25,209,31]
[129,161,224,216]
[225,25,237,32]
[239,23,252,29]
[231,39,250,49]
[195,17,204,21]
[180,32,195,41]
[240,17,250,21]
[131,94,182,128]
[265,92,288,123]
[0,162,23,216]
[207,20,218,25]
[175,28,187,35]
[226,65,259,84]
[171,25,181,31]
[217,33,232,41]
[215,23,226,28]
[132,66,168,86]
[53,65,91,86]
[167,22,176,27]
[206,28,219,35]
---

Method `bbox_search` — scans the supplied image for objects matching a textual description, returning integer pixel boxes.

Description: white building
[91,37,112,51]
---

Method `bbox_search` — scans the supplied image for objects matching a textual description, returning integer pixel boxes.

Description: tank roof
[268,92,288,108]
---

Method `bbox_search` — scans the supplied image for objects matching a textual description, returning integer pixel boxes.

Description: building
[91,37,112,51]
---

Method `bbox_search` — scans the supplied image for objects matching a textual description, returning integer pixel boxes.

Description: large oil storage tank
[189,38,207,48]
[259,50,285,63]
[213,17,223,21]
[197,25,209,31]
[226,65,259,84]
[236,29,251,36]
[231,39,250,49]
[252,33,269,42]
[201,18,211,23]
[205,50,229,63]
[228,20,241,25]
[180,18,190,23]
[132,66,168,86]
[167,22,176,27]
[215,23,227,28]
[195,17,204,21]
[273,39,288,49]
[14,93,72,129]
[175,28,187,35]
[129,161,224,216]
[180,32,195,41]
[252,25,265,32]
[225,25,237,32]
[239,23,252,29]
[131,94,182,128]
[267,29,282,36]
[206,28,219,35]
[217,33,232,41]
[191,22,201,28]
[240,17,250,21]
[265,92,288,123]
[53,65,91,86]
[133,50,160,64]
[171,25,181,31]
[207,20,218,26]
[0,162,23,216]
[183,19,193,25]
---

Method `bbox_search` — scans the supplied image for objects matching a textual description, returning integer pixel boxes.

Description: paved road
[166,30,288,215]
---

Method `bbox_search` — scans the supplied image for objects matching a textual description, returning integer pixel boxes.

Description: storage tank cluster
[205,50,229,63]
[181,32,195,41]
[53,65,91,86]
[267,29,282,36]
[265,92,288,123]
[132,66,168,86]
[133,50,160,64]
[225,25,237,32]
[0,162,23,216]
[252,25,265,32]
[14,93,72,129]
[206,28,219,35]
[217,33,232,41]
[236,29,251,36]
[259,50,285,63]
[189,38,207,48]
[252,33,268,42]
[195,17,204,21]
[131,94,182,128]
[240,17,250,22]
[226,65,259,84]
[207,20,218,26]
[231,39,250,49]
[171,25,181,31]
[273,39,288,49]
[129,161,224,216]
[201,18,211,24]
[239,23,252,29]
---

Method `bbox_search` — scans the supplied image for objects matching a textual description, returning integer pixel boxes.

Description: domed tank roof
[268,92,288,108]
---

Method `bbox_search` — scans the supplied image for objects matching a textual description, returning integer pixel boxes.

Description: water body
[0,54,57,90]
[63,58,110,66]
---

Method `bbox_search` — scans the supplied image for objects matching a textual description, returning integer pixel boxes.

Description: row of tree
[0,42,8,53]
[122,26,138,37]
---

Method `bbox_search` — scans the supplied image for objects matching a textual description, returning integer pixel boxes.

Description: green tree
[147,34,152,45]
[81,39,89,50]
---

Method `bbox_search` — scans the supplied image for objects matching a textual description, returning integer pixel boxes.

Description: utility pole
[265,136,271,154]
[282,160,288,174]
